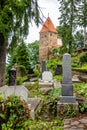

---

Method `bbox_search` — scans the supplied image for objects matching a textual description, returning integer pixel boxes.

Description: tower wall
[39,31,58,64]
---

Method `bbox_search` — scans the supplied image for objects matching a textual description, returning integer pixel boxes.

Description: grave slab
[39,71,54,91]
[5,85,29,102]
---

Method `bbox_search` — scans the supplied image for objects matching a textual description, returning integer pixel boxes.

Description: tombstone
[39,71,54,91]
[57,53,78,117]
[42,71,52,82]
[54,64,62,75]
[42,60,47,73]
[5,85,29,102]
[9,67,16,86]
[60,53,76,102]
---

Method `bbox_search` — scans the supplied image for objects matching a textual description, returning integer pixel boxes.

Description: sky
[25,0,60,43]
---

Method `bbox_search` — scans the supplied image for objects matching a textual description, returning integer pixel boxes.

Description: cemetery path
[64,114,87,130]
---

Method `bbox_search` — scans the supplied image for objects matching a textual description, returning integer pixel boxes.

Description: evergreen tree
[77,0,87,47]
[17,41,30,73]
[58,0,78,53]
[28,40,39,69]
[0,0,41,86]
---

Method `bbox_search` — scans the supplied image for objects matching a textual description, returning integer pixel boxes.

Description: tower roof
[40,17,57,33]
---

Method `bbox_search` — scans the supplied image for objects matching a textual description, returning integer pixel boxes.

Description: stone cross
[60,53,76,103]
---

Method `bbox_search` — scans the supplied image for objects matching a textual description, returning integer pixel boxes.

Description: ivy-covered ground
[0,79,87,129]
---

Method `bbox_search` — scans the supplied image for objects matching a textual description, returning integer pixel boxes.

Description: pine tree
[77,0,87,47]
[0,0,41,86]
[58,0,78,53]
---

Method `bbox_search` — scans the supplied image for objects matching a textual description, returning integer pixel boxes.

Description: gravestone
[5,85,29,102]
[9,67,16,86]
[57,53,78,117]
[39,71,54,91]
[42,71,52,82]
[60,53,76,102]
[42,60,47,73]
[54,64,62,75]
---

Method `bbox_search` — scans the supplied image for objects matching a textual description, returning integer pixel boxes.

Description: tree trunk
[0,33,6,87]
[84,26,86,47]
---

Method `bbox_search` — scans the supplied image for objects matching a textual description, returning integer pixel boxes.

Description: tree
[6,40,30,79]
[58,0,78,53]
[0,0,41,87]
[74,30,84,49]
[17,41,30,75]
[56,25,75,54]
[77,0,87,47]
[28,40,39,69]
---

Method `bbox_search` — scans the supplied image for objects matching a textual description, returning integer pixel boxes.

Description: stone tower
[39,17,61,64]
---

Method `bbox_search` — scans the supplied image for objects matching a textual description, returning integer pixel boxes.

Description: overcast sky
[26,0,60,43]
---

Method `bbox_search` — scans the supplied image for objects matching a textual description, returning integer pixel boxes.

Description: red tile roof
[40,17,57,33]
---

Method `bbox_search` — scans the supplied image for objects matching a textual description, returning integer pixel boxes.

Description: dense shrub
[80,52,87,63]
[0,95,30,130]
[33,68,41,78]
[16,76,27,85]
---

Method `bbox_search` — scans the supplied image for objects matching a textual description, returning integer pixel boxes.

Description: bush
[80,52,87,63]
[0,95,30,130]
[46,59,58,72]
[16,76,27,85]
[33,68,41,78]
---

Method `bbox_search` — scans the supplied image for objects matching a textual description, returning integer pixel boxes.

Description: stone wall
[39,31,58,64]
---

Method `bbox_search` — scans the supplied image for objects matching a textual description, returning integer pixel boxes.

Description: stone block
[57,101,79,117]
[60,96,76,103]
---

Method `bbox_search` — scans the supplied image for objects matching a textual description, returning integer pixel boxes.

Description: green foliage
[16,76,27,85]
[33,68,41,78]
[25,82,42,98]
[0,0,40,37]
[53,75,62,82]
[49,48,59,56]
[16,42,30,71]
[71,53,80,64]
[47,88,61,115]
[48,88,61,99]
[21,119,63,130]
[79,104,87,113]
[28,41,39,69]
[74,83,87,99]
[6,41,30,78]
[18,65,26,76]
[80,52,87,63]
[46,58,58,72]
[74,30,84,48]
[0,95,30,129]
[57,25,75,53]
[0,0,41,87]
[65,105,77,118]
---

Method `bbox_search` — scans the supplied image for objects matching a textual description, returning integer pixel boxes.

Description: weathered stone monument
[60,53,76,102]
[42,71,53,82]
[42,60,47,73]
[39,71,54,91]
[57,53,78,116]
[9,67,16,86]
[5,85,29,102]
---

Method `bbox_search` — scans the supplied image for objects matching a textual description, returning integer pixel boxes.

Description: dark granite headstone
[54,64,62,75]
[9,67,16,86]
[42,60,47,73]
[60,53,76,103]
